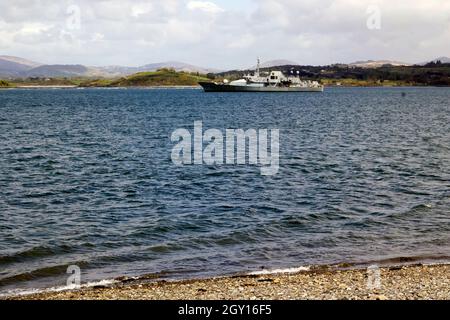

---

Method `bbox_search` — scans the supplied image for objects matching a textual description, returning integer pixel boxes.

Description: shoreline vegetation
[5,264,449,300]
[1,62,450,89]
[0,79,13,88]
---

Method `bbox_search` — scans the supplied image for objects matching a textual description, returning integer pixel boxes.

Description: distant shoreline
[15,85,78,89]
[2,85,203,89]
[2,84,449,90]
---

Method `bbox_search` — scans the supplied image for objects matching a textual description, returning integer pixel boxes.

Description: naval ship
[199,59,324,92]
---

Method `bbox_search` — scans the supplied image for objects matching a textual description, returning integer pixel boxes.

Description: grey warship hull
[199,82,324,92]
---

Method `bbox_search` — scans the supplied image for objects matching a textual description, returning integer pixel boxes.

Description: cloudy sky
[0,0,449,69]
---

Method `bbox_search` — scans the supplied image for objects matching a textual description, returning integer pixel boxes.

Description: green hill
[0,80,12,88]
[80,69,210,87]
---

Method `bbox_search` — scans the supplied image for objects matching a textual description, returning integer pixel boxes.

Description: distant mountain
[0,55,43,77]
[349,60,411,68]
[0,55,220,78]
[138,61,220,74]
[0,55,42,68]
[418,56,450,65]
[25,65,91,77]
[0,55,89,78]
[6,54,450,79]
[93,65,137,77]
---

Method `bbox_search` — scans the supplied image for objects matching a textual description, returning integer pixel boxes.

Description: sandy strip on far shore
[5,264,450,300]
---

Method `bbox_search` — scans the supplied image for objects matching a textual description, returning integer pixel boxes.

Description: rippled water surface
[0,87,449,293]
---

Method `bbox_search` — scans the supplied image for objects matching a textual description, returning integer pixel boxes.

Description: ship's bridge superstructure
[240,59,322,88]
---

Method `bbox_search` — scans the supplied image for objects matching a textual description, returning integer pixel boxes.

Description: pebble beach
[6,264,449,300]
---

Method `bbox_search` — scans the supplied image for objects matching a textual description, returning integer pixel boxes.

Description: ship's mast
[256,58,260,77]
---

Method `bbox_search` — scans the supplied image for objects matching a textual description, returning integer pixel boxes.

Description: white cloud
[19,22,53,35]
[131,3,153,18]
[187,1,224,14]
[91,32,105,42]
[227,33,255,49]
[0,0,448,68]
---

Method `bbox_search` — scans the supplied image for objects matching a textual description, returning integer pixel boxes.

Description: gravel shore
[6,264,449,300]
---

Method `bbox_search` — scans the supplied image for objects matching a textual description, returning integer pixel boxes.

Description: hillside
[216,62,450,86]
[0,80,13,87]
[418,56,450,65]
[0,55,42,68]
[0,55,42,77]
[348,60,411,68]
[25,64,90,77]
[137,61,219,74]
[249,59,298,69]
[0,55,218,78]
[10,78,81,87]
[80,69,210,87]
